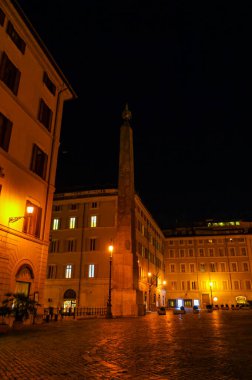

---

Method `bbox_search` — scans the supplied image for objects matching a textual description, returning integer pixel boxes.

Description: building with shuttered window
[0,0,76,311]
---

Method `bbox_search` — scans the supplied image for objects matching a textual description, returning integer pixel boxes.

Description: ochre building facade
[0,0,76,310]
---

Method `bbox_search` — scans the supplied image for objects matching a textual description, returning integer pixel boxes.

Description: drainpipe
[42,85,68,242]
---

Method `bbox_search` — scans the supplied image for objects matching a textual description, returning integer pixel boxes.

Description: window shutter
[84,264,89,278]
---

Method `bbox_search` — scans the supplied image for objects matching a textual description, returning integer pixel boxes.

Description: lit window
[88,264,95,278]
[69,217,76,229]
[52,218,60,230]
[65,264,72,278]
[90,215,97,227]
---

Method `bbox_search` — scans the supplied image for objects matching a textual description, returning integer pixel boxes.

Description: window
[220,262,226,272]
[67,239,76,252]
[222,281,228,290]
[188,249,194,257]
[208,248,214,257]
[245,281,251,290]
[243,262,249,272]
[6,21,26,53]
[234,281,239,290]
[90,238,96,251]
[181,281,185,291]
[199,248,204,257]
[231,262,237,272]
[52,218,60,230]
[88,264,95,278]
[30,144,48,179]
[241,247,247,256]
[47,265,57,279]
[38,99,53,131]
[192,281,197,290]
[179,249,185,258]
[199,263,205,272]
[170,264,175,273]
[50,239,59,253]
[171,281,177,290]
[229,248,235,256]
[43,72,56,95]
[90,215,97,227]
[169,250,174,258]
[210,263,216,272]
[0,52,20,95]
[65,264,72,279]
[53,205,62,212]
[23,201,42,238]
[69,203,79,210]
[190,264,195,272]
[69,217,76,229]
[180,264,185,273]
[187,281,190,290]
[218,248,224,257]
[0,112,12,152]
[91,202,97,208]
[0,7,5,26]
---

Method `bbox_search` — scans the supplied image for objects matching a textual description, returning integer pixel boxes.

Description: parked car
[157,307,166,315]
[239,304,252,310]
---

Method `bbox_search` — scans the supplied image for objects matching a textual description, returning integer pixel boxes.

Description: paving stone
[0,310,252,379]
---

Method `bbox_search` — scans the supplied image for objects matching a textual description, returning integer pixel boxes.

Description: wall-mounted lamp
[9,205,34,224]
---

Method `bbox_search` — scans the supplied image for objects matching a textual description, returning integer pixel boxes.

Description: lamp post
[106,243,113,319]
[148,272,152,311]
[209,281,213,306]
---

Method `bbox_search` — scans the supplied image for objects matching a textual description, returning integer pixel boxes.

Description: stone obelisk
[112,104,143,316]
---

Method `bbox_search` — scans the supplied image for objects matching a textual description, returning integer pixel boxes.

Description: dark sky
[17,1,251,229]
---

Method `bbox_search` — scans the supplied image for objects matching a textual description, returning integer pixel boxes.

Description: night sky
[17,1,251,229]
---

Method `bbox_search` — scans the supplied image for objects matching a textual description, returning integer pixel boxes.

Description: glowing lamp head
[213,297,218,302]
[108,244,114,256]
[209,282,213,287]
[26,206,34,215]
[163,280,167,285]
[148,272,152,278]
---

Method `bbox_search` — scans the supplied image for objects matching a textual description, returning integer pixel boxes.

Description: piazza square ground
[1,309,252,380]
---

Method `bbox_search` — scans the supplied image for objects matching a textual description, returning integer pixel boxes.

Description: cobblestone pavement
[1,310,252,380]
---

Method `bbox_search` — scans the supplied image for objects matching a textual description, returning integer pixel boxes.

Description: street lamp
[9,205,34,223]
[148,272,152,311]
[106,243,113,319]
[209,281,213,306]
